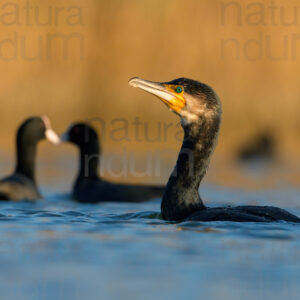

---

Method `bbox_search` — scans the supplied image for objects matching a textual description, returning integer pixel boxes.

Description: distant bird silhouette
[61,123,165,203]
[0,116,60,201]
[237,131,276,162]
[129,77,300,223]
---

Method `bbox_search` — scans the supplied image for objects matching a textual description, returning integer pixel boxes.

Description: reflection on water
[0,186,299,300]
[0,152,300,300]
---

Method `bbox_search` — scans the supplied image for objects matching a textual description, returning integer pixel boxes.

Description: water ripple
[0,186,300,300]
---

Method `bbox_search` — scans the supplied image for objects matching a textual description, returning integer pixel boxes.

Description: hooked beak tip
[128,77,141,88]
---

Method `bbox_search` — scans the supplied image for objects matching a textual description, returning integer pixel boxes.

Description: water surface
[0,150,300,300]
[0,184,300,300]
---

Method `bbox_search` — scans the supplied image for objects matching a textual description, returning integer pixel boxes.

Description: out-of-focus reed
[0,0,300,161]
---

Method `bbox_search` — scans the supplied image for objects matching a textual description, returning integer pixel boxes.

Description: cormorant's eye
[175,86,183,93]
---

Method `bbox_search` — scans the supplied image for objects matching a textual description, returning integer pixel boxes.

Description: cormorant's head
[129,77,221,126]
[17,116,60,145]
[61,123,99,148]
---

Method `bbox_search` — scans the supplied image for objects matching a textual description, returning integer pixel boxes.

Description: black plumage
[0,116,60,201]
[62,123,164,203]
[129,77,300,223]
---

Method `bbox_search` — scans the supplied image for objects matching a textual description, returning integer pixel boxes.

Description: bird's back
[188,205,300,223]
[73,177,164,203]
[0,174,41,201]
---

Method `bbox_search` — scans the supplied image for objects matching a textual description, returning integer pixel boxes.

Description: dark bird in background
[237,131,276,163]
[61,123,165,203]
[129,77,300,223]
[0,116,60,201]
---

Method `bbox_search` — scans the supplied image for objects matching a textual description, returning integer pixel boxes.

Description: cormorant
[0,116,60,201]
[61,123,165,203]
[129,77,300,223]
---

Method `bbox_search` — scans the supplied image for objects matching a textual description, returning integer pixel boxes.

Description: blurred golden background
[1,0,300,187]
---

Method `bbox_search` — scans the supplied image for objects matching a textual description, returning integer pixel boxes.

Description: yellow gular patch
[161,84,186,113]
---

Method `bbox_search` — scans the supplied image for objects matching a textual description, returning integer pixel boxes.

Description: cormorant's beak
[41,116,61,144]
[128,77,185,113]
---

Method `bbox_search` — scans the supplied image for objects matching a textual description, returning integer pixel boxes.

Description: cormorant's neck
[15,139,37,182]
[161,116,220,221]
[78,141,100,179]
